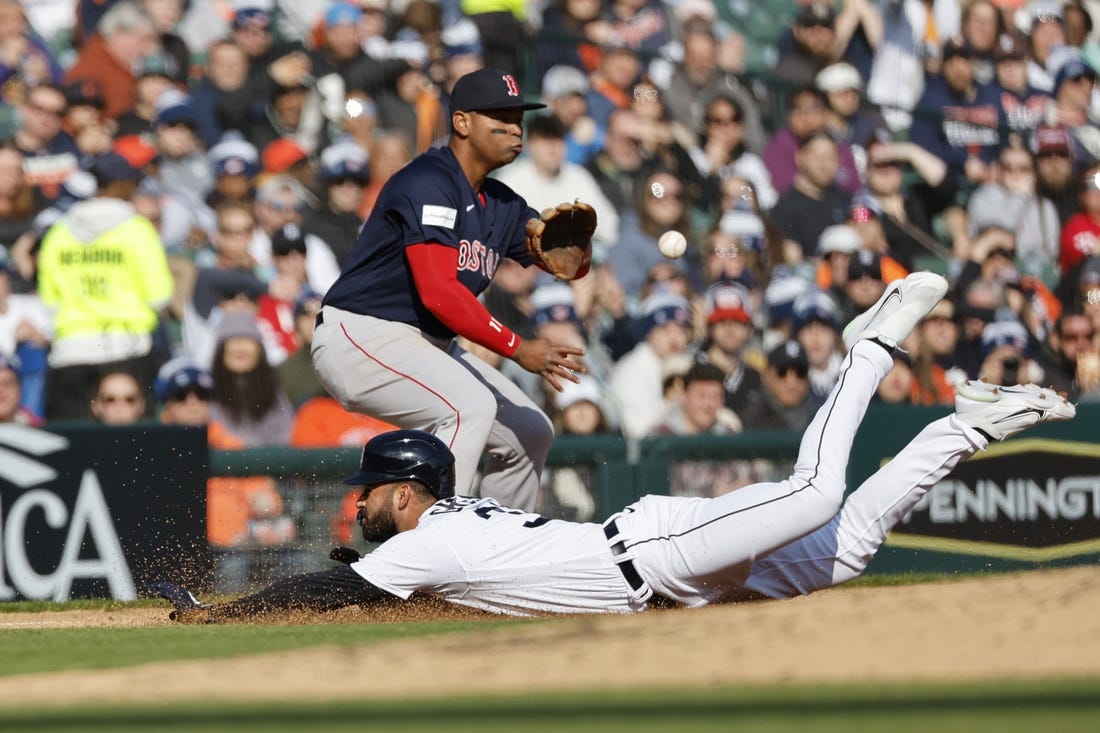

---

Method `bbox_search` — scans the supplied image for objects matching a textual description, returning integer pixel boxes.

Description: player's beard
[358,506,399,543]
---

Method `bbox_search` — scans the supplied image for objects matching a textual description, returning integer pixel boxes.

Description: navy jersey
[323,146,537,340]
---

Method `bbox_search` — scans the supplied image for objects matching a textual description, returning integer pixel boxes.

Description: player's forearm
[211,566,394,619]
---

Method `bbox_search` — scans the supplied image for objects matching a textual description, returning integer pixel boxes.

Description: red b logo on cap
[502,74,520,97]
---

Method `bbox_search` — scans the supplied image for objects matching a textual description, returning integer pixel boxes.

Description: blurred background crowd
[3,0,1100,549]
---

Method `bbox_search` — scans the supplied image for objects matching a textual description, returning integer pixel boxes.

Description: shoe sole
[957,380,1077,421]
[843,272,947,350]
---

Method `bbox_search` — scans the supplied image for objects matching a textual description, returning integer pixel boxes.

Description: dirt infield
[1,566,1099,706]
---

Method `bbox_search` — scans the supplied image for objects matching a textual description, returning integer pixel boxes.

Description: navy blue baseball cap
[449,68,546,112]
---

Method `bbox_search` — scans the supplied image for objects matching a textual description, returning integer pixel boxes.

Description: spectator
[954,277,1005,378]
[142,0,189,84]
[739,339,815,431]
[540,64,603,166]
[867,0,962,132]
[64,1,158,120]
[585,108,645,218]
[1025,0,1067,92]
[606,168,695,301]
[762,85,861,195]
[1060,161,1100,273]
[358,131,413,220]
[205,132,259,209]
[694,280,763,417]
[0,252,51,416]
[843,249,888,322]
[0,0,63,115]
[626,79,705,197]
[603,0,671,57]
[274,289,326,408]
[37,153,173,420]
[875,351,919,404]
[533,0,606,82]
[302,140,367,267]
[114,52,177,137]
[662,24,767,154]
[609,291,693,440]
[961,0,1005,84]
[918,296,966,388]
[858,134,954,270]
[439,18,486,103]
[256,224,312,366]
[774,1,844,87]
[152,91,215,205]
[15,82,79,204]
[0,142,36,247]
[690,94,778,212]
[909,35,1005,199]
[708,207,769,288]
[978,317,1039,385]
[540,374,608,521]
[843,198,911,279]
[209,310,294,446]
[0,354,41,425]
[993,32,1049,135]
[1033,123,1081,224]
[967,142,1060,277]
[651,360,741,435]
[1044,310,1099,398]
[250,175,340,294]
[261,137,317,192]
[495,114,618,252]
[816,61,888,149]
[155,357,294,594]
[585,45,641,129]
[770,132,853,259]
[1048,49,1098,165]
[791,288,844,402]
[191,38,250,148]
[814,223,861,298]
[89,370,147,424]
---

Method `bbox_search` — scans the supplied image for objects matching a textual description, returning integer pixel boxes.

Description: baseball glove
[525,200,597,281]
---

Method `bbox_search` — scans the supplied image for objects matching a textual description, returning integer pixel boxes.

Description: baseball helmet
[343,430,456,499]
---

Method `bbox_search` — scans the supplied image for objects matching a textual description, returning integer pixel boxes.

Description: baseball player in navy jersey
[155,273,1077,620]
[312,68,591,512]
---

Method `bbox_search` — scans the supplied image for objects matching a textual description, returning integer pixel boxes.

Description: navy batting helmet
[343,430,456,499]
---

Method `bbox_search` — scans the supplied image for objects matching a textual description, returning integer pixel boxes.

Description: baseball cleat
[148,581,212,621]
[955,380,1076,441]
[842,272,948,352]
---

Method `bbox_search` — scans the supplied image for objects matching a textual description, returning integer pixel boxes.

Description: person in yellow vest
[37,153,174,420]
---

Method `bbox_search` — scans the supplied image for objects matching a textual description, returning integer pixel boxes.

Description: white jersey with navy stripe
[349,496,647,617]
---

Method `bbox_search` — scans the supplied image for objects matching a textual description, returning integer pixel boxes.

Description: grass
[0,679,1098,732]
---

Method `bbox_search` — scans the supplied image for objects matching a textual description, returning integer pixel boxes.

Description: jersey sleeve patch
[421,205,457,229]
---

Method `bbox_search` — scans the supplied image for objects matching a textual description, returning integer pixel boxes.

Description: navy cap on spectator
[531,283,582,328]
[272,223,307,256]
[764,268,814,326]
[209,133,260,178]
[319,141,368,183]
[450,68,546,112]
[1054,56,1097,94]
[642,292,691,334]
[791,290,842,334]
[232,7,272,30]
[138,53,174,79]
[294,289,323,319]
[154,90,197,128]
[154,358,215,404]
[941,35,972,60]
[325,2,362,27]
[796,1,836,26]
[980,319,1030,359]
[65,79,103,109]
[848,249,883,280]
[442,17,484,59]
[705,281,753,325]
[89,152,142,188]
[767,340,810,376]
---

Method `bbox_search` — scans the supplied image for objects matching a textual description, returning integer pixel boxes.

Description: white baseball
[658,230,688,259]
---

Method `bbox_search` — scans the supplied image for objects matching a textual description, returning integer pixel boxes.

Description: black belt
[603,518,646,593]
[315,310,324,328]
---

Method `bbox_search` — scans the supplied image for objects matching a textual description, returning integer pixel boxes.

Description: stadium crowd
[2,0,1100,516]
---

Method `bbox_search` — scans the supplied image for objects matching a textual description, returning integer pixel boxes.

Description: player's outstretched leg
[623,273,948,606]
[739,382,1076,598]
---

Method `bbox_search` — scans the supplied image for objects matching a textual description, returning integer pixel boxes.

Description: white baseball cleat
[955,380,1076,441]
[842,272,949,352]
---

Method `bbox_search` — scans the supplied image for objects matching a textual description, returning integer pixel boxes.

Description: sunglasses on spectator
[869,160,900,170]
[1060,328,1094,342]
[169,386,212,402]
[775,365,809,379]
[706,115,740,126]
[97,393,141,405]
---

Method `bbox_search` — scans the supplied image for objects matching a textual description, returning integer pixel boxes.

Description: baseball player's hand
[513,338,586,392]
